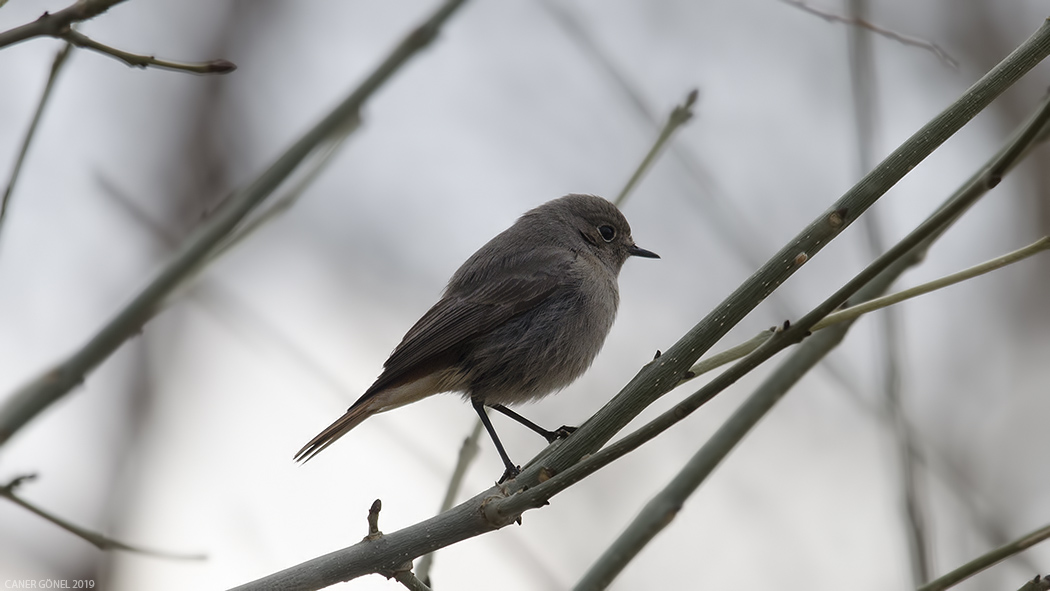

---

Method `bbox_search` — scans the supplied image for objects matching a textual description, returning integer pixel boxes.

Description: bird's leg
[489,404,576,444]
[472,399,520,483]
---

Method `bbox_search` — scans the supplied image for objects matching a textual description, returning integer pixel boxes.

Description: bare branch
[0,43,73,245]
[415,420,483,585]
[918,525,1050,591]
[0,0,235,75]
[779,0,959,68]
[0,0,129,49]
[0,474,205,559]
[613,89,698,208]
[64,28,236,74]
[0,0,469,447]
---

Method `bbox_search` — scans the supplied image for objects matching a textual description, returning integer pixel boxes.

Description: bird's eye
[598,225,616,242]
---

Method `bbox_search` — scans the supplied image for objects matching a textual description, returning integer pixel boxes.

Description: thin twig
[846,0,931,581]
[917,524,1050,591]
[415,420,483,585]
[681,236,1050,381]
[813,238,1050,329]
[63,28,236,74]
[0,0,468,448]
[0,474,205,559]
[613,89,698,208]
[0,0,234,75]
[0,43,73,245]
[0,0,129,49]
[779,0,958,68]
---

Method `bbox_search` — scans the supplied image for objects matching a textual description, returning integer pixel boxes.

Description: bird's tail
[294,399,379,463]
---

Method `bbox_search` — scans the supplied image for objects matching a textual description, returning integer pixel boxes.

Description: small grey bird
[295,194,658,482]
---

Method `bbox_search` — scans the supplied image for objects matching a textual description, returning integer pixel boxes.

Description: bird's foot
[497,465,521,485]
[542,425,577,444]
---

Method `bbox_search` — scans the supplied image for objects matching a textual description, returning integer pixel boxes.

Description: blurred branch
[917,524,1050,591]
[63,28,236,74]
[573,85,1050,591]
[0,0,235,74]
[844,0,930,580]
[680,236,1050,381]
[229,18,1050,591]
[0,474,205,559]
[415,420,483,585]
[613,89,698,208]
[779,0,958,68]
[813,238,1050,329]
[0,0,468,447]
[538,0,769,272]
[0,0,128,49]
[0,43,72,246]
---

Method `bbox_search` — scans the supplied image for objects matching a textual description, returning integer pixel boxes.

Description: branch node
[364,498,383,541]
[481,492,518,529]
[829,207,848,228]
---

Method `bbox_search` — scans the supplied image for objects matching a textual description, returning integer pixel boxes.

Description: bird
[295,194,658,482]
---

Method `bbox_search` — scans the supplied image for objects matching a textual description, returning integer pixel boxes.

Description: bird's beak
[628,244,659,259]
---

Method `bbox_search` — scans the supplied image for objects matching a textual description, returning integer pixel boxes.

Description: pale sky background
[1,1,1049,590]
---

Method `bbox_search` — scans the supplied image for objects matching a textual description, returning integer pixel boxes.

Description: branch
[0,474,205,559]
[917,524,1050,591]
[228,17,1050,591]
[845,0,930,582]
[0,0,129,49]
[613,88,698,208]
[681,236,1050,381]
[0,0,469,447]
[415,420,483,585]
[64,28,236,74]
[0,0,235,74]
[1018,575,1050,591]
[778,0,959,68]
[0,43,72,245]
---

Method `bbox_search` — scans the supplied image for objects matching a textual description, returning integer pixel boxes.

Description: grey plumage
[295,194,657,475]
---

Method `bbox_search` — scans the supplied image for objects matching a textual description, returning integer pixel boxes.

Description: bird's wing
[363,248,574,397]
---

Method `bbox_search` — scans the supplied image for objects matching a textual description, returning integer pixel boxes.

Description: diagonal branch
[0,0,235,75]
[0,43,72,245]
[0,0,129,49]
[0,0,469,447]
[779,0,958,68]
[63,28,235,74]
[0,474,205,559]
[917,523,1050,591]
[613,89,698,208]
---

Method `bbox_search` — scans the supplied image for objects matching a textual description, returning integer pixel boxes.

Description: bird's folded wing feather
[363,248,575,397]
